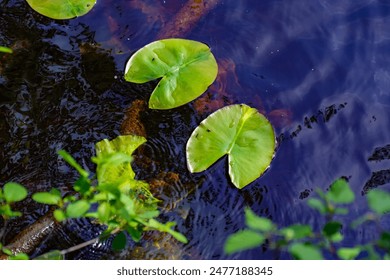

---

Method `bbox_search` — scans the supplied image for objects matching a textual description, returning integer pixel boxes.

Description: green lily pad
[26,0,96,20]
[186,104,275,189]
[124,38,218,109]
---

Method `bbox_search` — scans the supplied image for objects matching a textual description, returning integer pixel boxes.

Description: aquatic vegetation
[186,104,275,189]
[0,46,12,54]
[0,183,29,259]
[124,38,218,109]
[25,0,96,20]
[0,135,187,260]
[0,182,27,219]
[224,179,390,260]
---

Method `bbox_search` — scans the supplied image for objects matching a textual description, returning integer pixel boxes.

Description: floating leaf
[367,189,390,214]
[289,243,323,260]
[124,38,218,109]
[26,0,96,20]
[326,179,355,204]
[186,104,275,189]
[3,182,27,203]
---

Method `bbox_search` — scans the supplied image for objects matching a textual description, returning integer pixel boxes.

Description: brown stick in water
[157,0,219,39]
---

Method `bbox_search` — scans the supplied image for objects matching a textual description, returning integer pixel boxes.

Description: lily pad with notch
[186,104,276,189]
[124,38,218,110]
[26,0,96,20]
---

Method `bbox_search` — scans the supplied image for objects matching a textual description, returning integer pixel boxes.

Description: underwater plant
[25,0,96,20]
[124,38,218,109]
[186,104,276,189]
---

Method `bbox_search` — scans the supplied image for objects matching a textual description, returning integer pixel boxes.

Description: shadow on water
[1,0,390,259]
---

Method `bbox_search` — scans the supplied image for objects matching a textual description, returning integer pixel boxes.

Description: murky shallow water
[1,0,390,259]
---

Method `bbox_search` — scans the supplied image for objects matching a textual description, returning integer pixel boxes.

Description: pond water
[1,0,390,259]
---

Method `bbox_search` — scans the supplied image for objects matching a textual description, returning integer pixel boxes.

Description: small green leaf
[167,230,188,244]
[32,192,61,205]
[224,230,265,254]
[26,0,96,20]
[307,198,326,214]
[0,204,22,218]
[2,247,13,255]
[65,200,90,218]
[367,189,390,214]
[334,207,349,215]
[125,38,218,109]
[8,253,29,260]
[0,46,13,54]
[281,224,313,240]
[58,150,89,178]
[289,243,324,260]
[34,250,63,260]
[94,135,146,184]
[97,202,111,222]
[126,226,143,242]
[187,104,275,189]
[145,219,188,243]
[3,182,28,203]
[73,176,91,195]
[112,231,127,251]
[377,232,390,250]
[245,208,275,232]
[53,209,66,222]
[337,247,361,260]
[323,221,343,242]
[326,179,355,204]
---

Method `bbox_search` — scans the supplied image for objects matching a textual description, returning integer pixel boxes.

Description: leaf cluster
[32,135,187,249]
[225,179,390,260]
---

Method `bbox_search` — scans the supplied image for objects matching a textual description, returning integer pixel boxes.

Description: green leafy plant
[224,179,390,259]
[32,135,187,248]
[124,38,218,109]
[1,135,187,260]
[0,182,27,219]
[186,104,276,189]
[0,183,30,259]
[0,46,13,54]
[26,0,96,20]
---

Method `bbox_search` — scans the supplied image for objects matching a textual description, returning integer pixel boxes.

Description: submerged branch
[157,0,220,39]
[0,209,59,260]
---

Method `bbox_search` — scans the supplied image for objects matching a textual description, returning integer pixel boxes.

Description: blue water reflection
[1,0,390,259]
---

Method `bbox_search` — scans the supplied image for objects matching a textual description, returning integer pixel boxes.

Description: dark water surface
[1,0,390,259]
